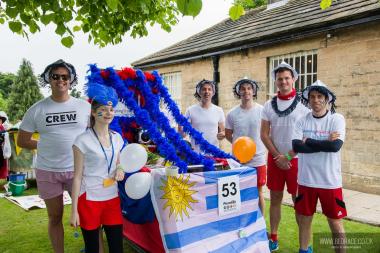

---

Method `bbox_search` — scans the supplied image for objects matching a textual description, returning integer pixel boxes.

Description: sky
[0,0,233,95]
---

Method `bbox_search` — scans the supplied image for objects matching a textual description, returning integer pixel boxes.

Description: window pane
[313,74,317,83]
[307,75,312,87]
[289,58,293,67]
[295,57,300,74]
[274,59,278,68]
[301,75,305,89]
[307,55,312,73]
[313,54,317,73]
[301,56,305,73]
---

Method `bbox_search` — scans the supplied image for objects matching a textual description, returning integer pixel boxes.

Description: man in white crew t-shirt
[179,79,225,153]
[18,60,90,253]
[261,62,309,251]
[292,81,346,253]
[225,78,267,214]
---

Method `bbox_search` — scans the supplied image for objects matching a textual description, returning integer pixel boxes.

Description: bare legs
[45,195,65,253]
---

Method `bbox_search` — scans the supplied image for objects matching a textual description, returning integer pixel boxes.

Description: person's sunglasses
[50,73,70,81]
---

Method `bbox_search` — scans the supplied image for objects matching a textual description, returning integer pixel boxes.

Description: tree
[0,0,334,48]
[0,72,16,98]
[0,72,15,113]
[0,0,181,48]
[0,93,8,112]
[7,59,43,122]
[70,87,81,98]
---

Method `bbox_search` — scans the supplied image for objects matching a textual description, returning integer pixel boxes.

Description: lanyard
[92,128,114,174]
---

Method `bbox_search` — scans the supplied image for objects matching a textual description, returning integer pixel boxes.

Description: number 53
[222,182,237,197]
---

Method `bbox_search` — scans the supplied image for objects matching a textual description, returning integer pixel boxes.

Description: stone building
[132,0,380,194]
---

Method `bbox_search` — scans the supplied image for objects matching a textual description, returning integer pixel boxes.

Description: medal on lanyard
[92,128,115,188]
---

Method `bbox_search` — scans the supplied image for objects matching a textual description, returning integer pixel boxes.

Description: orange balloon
[232,137,256,163]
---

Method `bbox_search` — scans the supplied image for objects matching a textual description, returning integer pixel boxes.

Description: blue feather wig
[85,82,118,107]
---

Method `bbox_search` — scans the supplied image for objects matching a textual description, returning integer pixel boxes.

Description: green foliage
[8,20,22,33]
[7,59,43,122]
[70,88,81,98]
[0,72,15,113]
[0,0,340,48]
[229,5,245,21]
[176,0,202,17]
[233,0,267,11]
[0,0,180,48]
[0,72,16,98]
[61,36,74,48]
[106,0,119,11]
[0,93,8,111]
[320,0,333,10]
[230,0,267,21]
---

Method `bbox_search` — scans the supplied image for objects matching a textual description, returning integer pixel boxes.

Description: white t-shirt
[20,96,90,172]
[292,112,346,189]
[73,129,124,201]
[185,103,225,153]
[262,97,309,154]
[225,103,267,167]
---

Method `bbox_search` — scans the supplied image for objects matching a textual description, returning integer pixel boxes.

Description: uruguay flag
[150,167,269,253]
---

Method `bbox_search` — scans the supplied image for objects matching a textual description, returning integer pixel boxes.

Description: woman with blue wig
[70,83,125,253]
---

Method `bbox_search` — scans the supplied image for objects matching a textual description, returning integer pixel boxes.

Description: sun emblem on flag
[160,174,198,221]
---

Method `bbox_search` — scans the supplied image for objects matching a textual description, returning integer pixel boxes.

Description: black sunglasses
[50,73,70,81]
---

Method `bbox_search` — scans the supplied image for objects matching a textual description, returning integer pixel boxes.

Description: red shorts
[267,154,298,195]
[256,165,267,187]
[78,193,123,230]
[295,185,347,219]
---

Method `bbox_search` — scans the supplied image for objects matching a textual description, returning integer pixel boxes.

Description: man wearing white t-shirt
[292,81,346,253]
[18,60,90,253]
[179,80,225,153]
[261,62,309,251]
[225,78,267,213]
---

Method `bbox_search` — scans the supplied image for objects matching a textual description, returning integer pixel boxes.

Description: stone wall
[142,22,380,194]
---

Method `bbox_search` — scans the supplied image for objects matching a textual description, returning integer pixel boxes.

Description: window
[161,71,182,110]
[268,50,318,95]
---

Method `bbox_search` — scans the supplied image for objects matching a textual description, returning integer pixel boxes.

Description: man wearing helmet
[261,62,309,251]
[292,80,346,253]
[225,78,267,214]
[17,60,90,253]
[179,79,225,153]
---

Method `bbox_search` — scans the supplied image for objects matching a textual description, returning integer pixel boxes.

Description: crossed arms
[292,132,343,153]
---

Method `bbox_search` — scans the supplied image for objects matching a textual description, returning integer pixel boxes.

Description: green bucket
[9,181,26,196]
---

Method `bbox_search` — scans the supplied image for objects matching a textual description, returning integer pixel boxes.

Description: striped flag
[150,167,269,253]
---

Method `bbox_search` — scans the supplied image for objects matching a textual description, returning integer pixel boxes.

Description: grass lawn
[0,182,379,252]
[262,203,380,252]
[0,183,136,253]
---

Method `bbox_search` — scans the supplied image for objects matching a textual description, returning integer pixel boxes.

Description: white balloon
[120,143,148,173]
[124,172,152,199]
